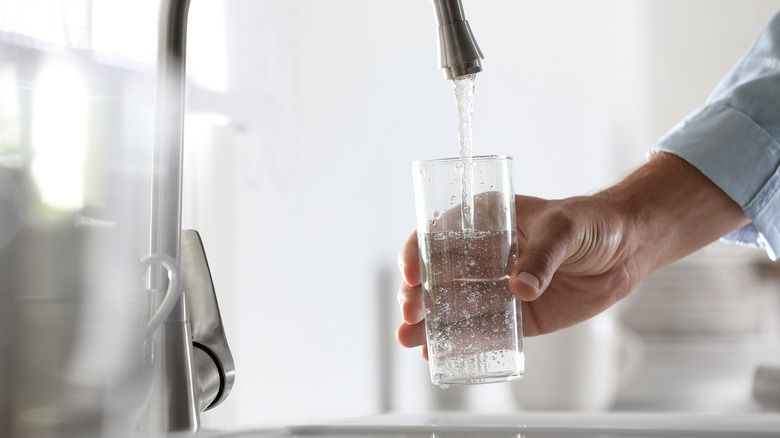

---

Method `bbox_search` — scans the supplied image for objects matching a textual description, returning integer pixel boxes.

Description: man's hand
[396,152,750,354]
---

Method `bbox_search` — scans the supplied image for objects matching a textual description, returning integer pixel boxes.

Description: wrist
[599,152,749,277]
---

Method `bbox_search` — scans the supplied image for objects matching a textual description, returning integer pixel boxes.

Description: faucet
[140,0,234,433]
[141,0,483,434]
[432,0,484,79]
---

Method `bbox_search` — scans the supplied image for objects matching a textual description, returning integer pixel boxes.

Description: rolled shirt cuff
[650,102,780,260]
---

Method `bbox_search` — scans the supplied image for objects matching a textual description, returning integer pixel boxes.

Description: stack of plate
[621,242,779,336]
[614,242,780,411]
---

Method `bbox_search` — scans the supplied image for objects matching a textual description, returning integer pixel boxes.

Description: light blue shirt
[651,11,780,260]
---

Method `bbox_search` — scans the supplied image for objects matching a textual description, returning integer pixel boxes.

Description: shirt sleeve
[650,11,780,260]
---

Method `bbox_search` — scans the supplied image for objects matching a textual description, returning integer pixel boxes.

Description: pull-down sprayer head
[432,0,484,79]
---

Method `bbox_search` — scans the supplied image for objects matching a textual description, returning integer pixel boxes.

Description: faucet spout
[431,0,484,79]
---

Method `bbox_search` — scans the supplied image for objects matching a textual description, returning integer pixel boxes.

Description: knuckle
[544,207,578,235]
[397,283,411,305]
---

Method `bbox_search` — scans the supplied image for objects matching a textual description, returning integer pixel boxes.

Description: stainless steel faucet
[140,0,234,434]
[432,0,484,79]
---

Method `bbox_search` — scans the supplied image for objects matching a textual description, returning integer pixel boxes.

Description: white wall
[180,0,780,428]
[641,0,780,145]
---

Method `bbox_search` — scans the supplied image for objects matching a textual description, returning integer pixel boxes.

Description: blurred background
[2,0,780,434]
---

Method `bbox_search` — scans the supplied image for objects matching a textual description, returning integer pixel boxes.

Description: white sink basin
[200,412,780,437]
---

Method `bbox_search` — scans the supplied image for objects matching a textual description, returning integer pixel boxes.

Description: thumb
[509,233,571,301]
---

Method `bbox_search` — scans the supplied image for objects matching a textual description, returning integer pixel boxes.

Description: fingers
[397,282,424,325]
[397,231,421,286]
[397,231,428,356]
[395,320,426,348]
[396,284,429,358]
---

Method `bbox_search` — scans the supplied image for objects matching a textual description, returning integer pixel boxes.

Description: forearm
[602,151,750,277]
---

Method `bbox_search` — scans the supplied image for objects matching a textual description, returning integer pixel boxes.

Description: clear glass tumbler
[412,155,524,388]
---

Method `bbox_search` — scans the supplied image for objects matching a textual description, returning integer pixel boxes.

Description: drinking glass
[411,155,524,387]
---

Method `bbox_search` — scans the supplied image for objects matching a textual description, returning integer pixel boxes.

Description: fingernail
[514,271,540,292]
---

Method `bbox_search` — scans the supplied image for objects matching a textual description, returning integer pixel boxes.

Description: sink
[199,412,780,437]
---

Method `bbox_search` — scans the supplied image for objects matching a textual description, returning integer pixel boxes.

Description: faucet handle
[180,229,235,411]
